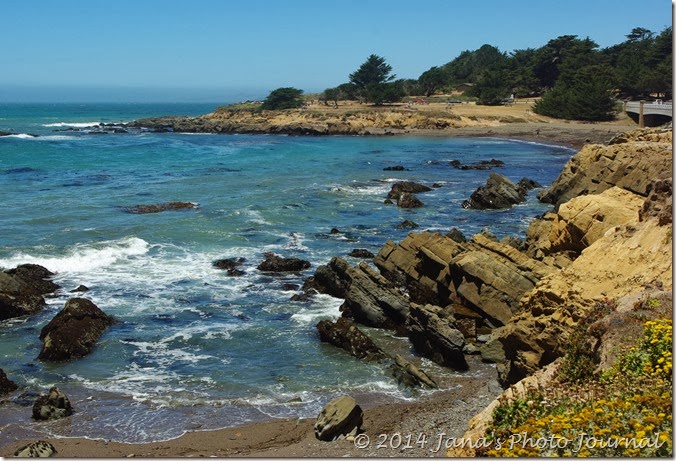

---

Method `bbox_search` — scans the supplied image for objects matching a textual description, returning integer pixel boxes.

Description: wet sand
[1,357,502,458]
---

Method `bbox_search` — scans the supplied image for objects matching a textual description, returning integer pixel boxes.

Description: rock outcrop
[405,304,468,370]
[492,199,672,386]
[314,395,363,441]
[32,387,73,421]
[527,186,645,260]
[538,126,672,207]
[0,368,18,395]
[257,252,311,272]
[374,231,554,327]
[38,298,115,362]
[129,108,466,136]
[0,264,60,321]
[339,262,410,330]
[462,173,540,210]
[316,317,384,360]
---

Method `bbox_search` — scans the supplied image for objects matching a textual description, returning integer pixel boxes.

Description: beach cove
[0,102,671,457]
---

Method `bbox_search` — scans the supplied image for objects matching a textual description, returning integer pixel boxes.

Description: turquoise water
[0,103,574,444]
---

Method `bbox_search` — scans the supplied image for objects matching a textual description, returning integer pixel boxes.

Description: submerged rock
[213,257,247,276]
[397,192,424,208]
[32,386,73,421]
[314,395,363,441]
[450,158,504,170]
[38,298,115,362]
[5,264,60,295]
[120,201,198,214]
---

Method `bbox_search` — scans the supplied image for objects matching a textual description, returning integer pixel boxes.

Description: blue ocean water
[0,103,574,445]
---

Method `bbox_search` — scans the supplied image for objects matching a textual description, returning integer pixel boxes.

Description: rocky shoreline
[125,106,634,150]
[0,123,671,457]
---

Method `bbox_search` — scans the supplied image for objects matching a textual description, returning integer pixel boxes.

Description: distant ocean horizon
[0,85,281,104]
[0,102,574,446]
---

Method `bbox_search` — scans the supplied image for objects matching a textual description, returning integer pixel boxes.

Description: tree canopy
[314,26,671,120]
[348,54,401,104]
[261,87,304,110]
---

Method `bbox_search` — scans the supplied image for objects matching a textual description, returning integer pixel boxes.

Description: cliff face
[487,126,673,386]
[538,127,672,207]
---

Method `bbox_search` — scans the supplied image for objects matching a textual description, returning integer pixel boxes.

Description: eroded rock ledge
[302,125,672,395]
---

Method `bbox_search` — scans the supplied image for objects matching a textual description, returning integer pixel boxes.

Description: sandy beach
[305,99,637,150]
[2,357,502,458]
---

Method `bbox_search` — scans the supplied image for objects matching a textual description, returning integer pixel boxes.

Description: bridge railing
[625,101,673,112]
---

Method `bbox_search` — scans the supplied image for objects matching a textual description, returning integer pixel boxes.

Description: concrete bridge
[624,100,672,127]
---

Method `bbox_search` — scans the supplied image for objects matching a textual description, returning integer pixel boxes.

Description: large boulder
[0,368,18,395]
[538,127,672,208]
[314,395,363,441]
[38,298,114,362]
[462,173,540,210]
[405,304,468,371]
[386,181,432,201]
[257,252,311,272]
[13,441,57,458]
[0,264,60,321]
[5,264,60,295]
[32,386,73,420]
[316,317,384,360]
[340,262,410,330]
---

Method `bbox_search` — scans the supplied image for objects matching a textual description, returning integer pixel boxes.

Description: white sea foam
[290,294,342,324]
[0,237,150,275]
[42,121,102,128]
[1,133,36,139]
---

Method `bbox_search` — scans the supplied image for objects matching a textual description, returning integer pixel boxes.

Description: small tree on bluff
[261,87,304,110]
[349,54,400,104]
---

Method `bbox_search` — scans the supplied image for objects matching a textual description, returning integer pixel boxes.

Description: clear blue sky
[0,0,672,102]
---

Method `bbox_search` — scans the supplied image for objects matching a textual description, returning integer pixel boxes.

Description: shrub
[485,318,673,457]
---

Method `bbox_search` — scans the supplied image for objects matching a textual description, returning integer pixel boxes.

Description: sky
[0,0,672,102]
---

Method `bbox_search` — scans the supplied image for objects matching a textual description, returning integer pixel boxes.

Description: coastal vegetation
[484,314,673,457]
[311,26,672,121]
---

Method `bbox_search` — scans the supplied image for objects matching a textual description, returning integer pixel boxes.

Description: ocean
[0,103,574,445]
